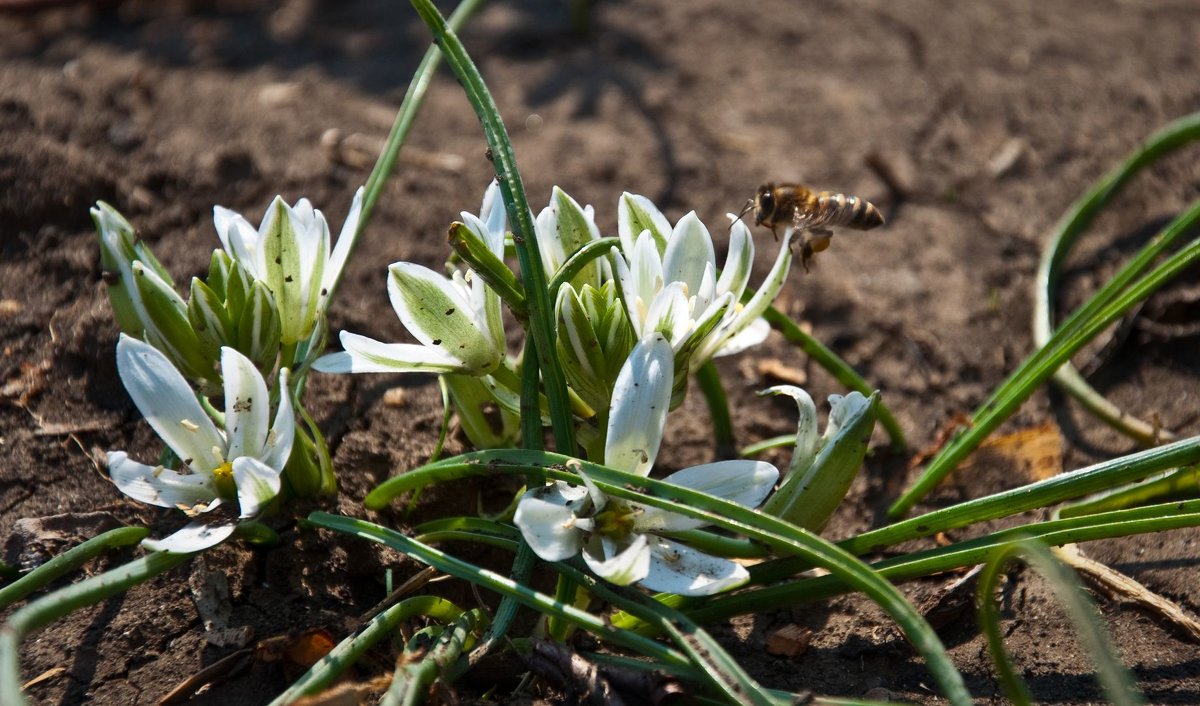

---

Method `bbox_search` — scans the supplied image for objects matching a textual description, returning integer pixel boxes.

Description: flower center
[212,460,237,499]
[593,503,637,538]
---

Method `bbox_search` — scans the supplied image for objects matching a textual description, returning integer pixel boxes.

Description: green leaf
[447,221,526,317]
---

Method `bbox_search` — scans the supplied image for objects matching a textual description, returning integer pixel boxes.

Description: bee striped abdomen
[813,191,885,231]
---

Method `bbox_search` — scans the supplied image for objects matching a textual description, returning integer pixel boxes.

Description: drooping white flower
[107,335,294,553]
[514,334,779,595]
[313,186,506,377]
[214,187,364,346]
[612,194,795,366]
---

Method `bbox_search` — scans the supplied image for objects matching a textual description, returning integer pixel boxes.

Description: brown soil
[3,1,1200,704]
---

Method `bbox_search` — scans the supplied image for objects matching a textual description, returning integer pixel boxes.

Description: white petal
[715,216,755,300]
[221,347,270,460]
[826,391,871,441]
[604,334,673,476]
[143,520,236,554]
[321,186,364,301]
[479,180,507,245]
[662,211,716,295]
[233,456,282,518]
[642,282,692,347]
[116,335,225,474]
[760,385,818,478]
[635,460,780,532]
[261,368,295,472]
[319,331,472,374]
[628,230,665,308]
[642,536,749,596]
[583,533,650,586]
[213,206,260,276]
[719,229,794,347]
[107,451,218,509]
[710,316,771,359]
[514,489,585,561]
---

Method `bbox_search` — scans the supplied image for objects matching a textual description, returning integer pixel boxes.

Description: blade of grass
[307,511,691,668]
[674,499,1200,628]
[0,551,191,706]
[890,231,1200,518]
[977,540,1144,706]
[0,526,148,610]
[270,596,465,706]
[1033,113,1200,444]
[695,361,737,456]
[329,0,488,303]
[407,0,575,453]
[357,450,971,704]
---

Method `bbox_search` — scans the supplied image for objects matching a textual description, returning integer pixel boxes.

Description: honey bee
[740,183,884,268]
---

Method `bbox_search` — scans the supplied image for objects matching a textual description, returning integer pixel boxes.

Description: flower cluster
[513,335,779,595]
[95,189,364,543]
[316,184,797,447]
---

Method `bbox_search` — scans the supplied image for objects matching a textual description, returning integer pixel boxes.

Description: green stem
[0,551,191,706]
[519,345,544,450]
[383,609,482,706]
[270,596,464,706]
[1034,113,1200,444]
[451,540,535,676]
[359,451,970,704]
[330,0,489,303]
[548,237,620,293]
[679,499,1200,627]
[978,542,1144,706]
[307,511,689,667]
[890,234,1200,518]
[0,526,149,611]
[695,361,736,457]
[761,304,906,452]
[407,0,575,454]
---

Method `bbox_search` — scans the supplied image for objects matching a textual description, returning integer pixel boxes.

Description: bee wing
[790,205,827,232]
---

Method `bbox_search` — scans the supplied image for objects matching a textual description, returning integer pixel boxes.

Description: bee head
[754,183,775,225]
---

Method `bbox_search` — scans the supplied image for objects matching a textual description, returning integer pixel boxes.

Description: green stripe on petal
[618,192,670,256]
[328,332,472,374]
[232,456,282,519]
[387,263,501,375]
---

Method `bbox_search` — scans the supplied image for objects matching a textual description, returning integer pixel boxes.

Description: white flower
[612,194,795,367]
[214,187,364,346]
[313,186,506,377]
[107,335,294,553]
[514,334,779,595]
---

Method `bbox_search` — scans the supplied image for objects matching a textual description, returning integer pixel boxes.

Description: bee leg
[797,228,833,272]
[808,228,833,254]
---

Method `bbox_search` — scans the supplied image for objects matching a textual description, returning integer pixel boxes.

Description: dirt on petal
[3,1,1200,704]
